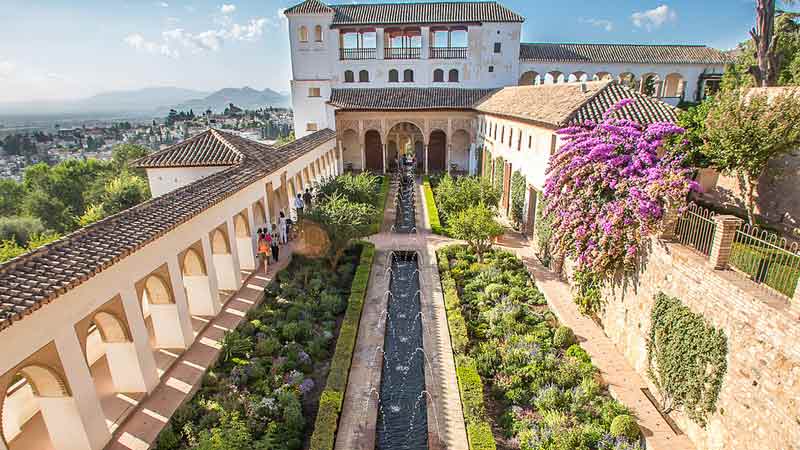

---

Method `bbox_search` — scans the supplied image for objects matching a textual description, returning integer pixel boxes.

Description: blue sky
[0,0,768,102]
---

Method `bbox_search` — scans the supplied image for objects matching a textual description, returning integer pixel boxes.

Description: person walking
[278,211,288,244]
[302,188,313,209]
[294,193,305,218]
[270,223,280,262]
[256,228,271,272]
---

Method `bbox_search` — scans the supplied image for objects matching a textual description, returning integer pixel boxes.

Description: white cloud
[124,33,179,58]
[158,1,169,7]
[227,18,267,40]
[0,61,17,79]
[220,4,236,14]
[579,17,613,32]
[631,5,676,31]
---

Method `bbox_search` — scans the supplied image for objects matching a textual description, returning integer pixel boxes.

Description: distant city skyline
[0,0,765,103]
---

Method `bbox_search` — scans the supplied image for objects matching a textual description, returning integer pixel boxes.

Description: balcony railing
[429,46,468,59]
[340,48,376,60]
[385,47,421,59]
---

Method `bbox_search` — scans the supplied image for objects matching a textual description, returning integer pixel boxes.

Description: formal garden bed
[424,174,500,236]
[438,244,643,450]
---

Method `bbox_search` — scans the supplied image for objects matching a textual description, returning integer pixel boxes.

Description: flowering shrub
[544,100,696,312]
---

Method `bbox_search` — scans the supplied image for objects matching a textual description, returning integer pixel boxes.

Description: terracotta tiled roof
[284,0,335,15]
[474,81,676,127]
[320,1,524,26]
[329,87,496,110]
[0,129,335,332]
[519,43,733,65]
[134,129,243,168]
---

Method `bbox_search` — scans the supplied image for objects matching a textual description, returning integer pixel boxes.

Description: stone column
[226,218,244,288]
[446,143,452,174]
[166,256,198,348]
[376,28,385,60]
[708,215,743,270]
[382,143,387,174]
[200,233,223,314]
[424,144,429,174]
[53,329,112,450]
[659,203,681,240]
[119,285,160,391]
[360,143,366,172]
[421,26,430,59]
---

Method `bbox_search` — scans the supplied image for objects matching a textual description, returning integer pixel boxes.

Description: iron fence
[674,203,716,257]
[429,46,468,59]
[385,47,421,59]
[729,224,800,298]
[339,48,376,60]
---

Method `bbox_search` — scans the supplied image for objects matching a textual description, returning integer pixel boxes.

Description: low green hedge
[309,241,375,450]
[369,176,390,234]
[437,248,496,450]
[423,176,445,235]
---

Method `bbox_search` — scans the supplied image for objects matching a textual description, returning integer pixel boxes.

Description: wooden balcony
[340,48,377,60]
[385,47,421,59]
[429,46,468,59]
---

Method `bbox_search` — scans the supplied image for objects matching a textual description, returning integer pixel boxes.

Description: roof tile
[519,42,732,65]
[286,1,524,25]
[329,87,495,110]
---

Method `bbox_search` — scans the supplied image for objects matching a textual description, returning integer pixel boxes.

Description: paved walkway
[105,249,292,450]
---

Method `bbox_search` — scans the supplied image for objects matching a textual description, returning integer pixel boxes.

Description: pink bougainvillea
[544,100,697,279]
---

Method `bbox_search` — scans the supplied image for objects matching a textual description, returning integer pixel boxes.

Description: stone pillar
[360,143,366,172]
[659,203,681,240]
[200,233,223,314]
[376,28,385,59]
[53,329,112,450]
[446,143,452,174]
[382,143,387,174]
[708,215,743,270]
[166,256,197,348]
[119,285,160,391]
[424,144,429,174]
[421,26,430,59]
[226,217,244,288]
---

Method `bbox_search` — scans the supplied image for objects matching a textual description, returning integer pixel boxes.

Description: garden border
[423,176,445,235]
[370,176,390,234]
[309,241,376,450]
[436,246,497,450]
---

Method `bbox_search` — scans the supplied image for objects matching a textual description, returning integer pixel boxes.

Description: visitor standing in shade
[294,193,305,218]
[256,228,271,272]
[302,188,313,209]
[278,211,288,244]
[270,223,280,262]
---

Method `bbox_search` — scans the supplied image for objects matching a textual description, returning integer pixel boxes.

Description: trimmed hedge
[423,176,445,235]
[309,241,375,450]
[437,248,497,450]
[369,176,390,235]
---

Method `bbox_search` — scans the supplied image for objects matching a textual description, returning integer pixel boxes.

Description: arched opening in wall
[344,70,355,83]
[2,364,72,450]
[253,201,267,231]
[140,274,178,357]
[448,69,459,82]
[618,72,637,90]
[386,122,423,171]
[233,212,255,272]
[298,26,308,43]
[358,70,369,82]
[428,130,447,172]
[388,69,399,83]
[433,69,444,82]
[450,129,470,173]
[641,73,662,97]
[568,71,588,83]
[414,141,424,171]
[544,71,564,84]
[403,69,414,82]
[518,71,540,85]
[314,25,323,42]
[663,72,686,99]
[364,130,383,172]
[340,129,361,171]
[182,247,218,316]
[211,227,238,291]
[594,71,613,81]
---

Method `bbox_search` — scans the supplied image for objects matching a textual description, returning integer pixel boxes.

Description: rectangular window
[493,42,501,53]
[528,135,532,149]
[517,131,522,151]
[306,122,318,131]
[308,87,321,97]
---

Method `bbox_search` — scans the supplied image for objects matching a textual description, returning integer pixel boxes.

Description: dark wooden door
[365,130,383,172]
[428,130,446,172]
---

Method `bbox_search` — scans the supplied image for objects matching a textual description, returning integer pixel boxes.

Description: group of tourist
[255,188,316,272]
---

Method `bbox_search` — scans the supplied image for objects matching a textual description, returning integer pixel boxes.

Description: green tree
[111,143,150,172]
[433,174,500,224]
[0,179,24,216]
[275,132,296,146]
[78,203,107,227]
[0,240,25,263]
[667,100,713,168]
[0,216,46,245]
[703,88,800,223]
[448,205,504,262]
[101,172,150,216]
[304,193,376,269]
[22,190,74,232]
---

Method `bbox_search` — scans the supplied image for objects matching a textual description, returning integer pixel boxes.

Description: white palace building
[0,2,733,450]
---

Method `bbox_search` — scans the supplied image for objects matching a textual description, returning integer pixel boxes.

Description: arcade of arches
[517,69,688,99]
[335,112,475,174]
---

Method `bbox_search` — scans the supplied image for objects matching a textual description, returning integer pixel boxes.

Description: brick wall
[563,240,800,450]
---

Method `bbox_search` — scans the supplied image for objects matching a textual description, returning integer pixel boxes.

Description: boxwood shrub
[423,176,445,235]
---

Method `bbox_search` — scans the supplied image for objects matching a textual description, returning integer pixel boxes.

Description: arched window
[299,26,309,42]
[433,69,444,82]
[403,69,414,82]
[388,69,399,83]
[359,70,369,82]
[448,69,459,82]
[314,25,323,42]
[344,70,355,83]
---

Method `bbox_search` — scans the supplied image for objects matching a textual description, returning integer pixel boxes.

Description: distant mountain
[169,87,291,113]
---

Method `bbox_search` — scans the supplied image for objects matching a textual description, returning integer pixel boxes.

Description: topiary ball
[553,325,577,349]
[610,414,641,441]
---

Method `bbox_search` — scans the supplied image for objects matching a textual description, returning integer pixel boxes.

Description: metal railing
[429,46,468,59]
[729,224,800,298]
[339,48,376,60]
[385,47,421,59]
[675,203,716,257]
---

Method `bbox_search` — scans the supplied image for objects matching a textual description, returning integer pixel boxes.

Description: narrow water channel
[394,167,416,234]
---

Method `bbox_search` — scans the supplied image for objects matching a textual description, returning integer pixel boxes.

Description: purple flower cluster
[544,101,696,278]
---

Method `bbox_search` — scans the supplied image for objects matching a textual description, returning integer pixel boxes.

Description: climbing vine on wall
[492,156,504,192]
[534,191,554,267]
[647,293,728,426]
[510,170,526,227]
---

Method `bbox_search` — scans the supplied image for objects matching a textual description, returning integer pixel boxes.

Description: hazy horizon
[0,0,764,104]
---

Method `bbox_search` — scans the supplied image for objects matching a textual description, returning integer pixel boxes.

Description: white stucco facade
[146,166,232,197]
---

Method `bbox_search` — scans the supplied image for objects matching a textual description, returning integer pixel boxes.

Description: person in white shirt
[293,193,305,219]
[278,211,288,244]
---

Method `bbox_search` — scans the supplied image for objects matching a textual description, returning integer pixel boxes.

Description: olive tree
[304,193,376,269]
[448,205,504,262]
